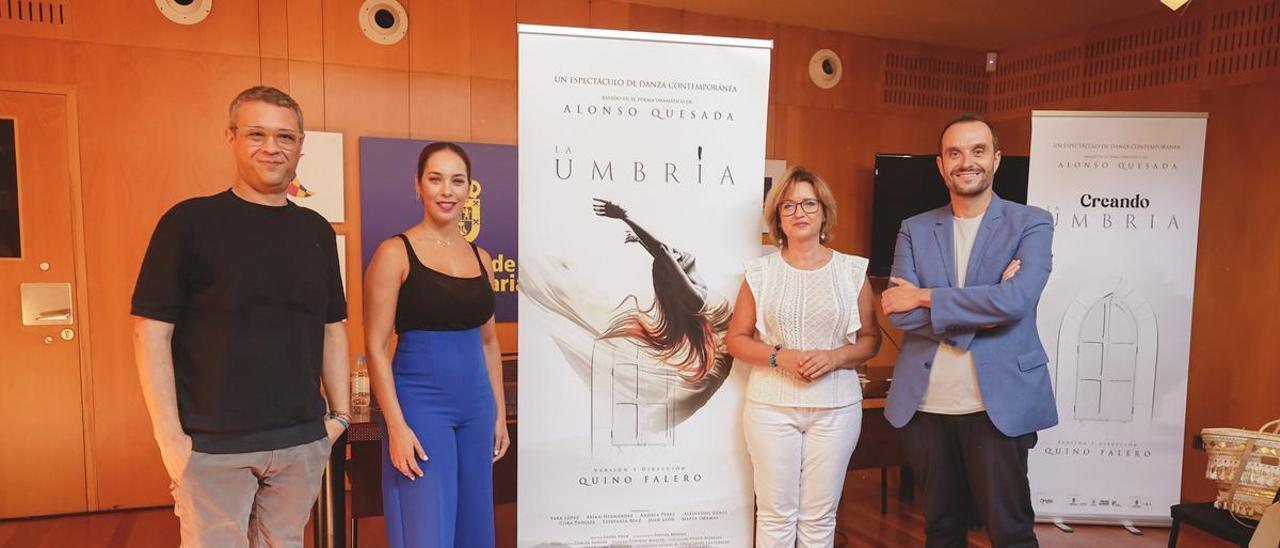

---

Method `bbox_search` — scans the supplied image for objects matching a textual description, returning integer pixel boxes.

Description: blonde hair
[764,166,837,248]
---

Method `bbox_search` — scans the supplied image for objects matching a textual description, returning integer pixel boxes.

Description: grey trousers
[171,437,332,548]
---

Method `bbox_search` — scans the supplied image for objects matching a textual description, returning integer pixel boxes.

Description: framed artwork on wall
[289,131,345,223]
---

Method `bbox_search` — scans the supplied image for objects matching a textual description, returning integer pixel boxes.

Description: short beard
[947,172,993,197]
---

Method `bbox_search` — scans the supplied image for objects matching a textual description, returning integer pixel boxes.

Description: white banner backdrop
[1026,111,1207,526]
[517,25,771,547]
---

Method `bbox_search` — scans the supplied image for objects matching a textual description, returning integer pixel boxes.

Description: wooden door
[0,89,88,518]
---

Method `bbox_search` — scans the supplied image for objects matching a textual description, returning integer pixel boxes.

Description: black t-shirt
[131,190,347,454]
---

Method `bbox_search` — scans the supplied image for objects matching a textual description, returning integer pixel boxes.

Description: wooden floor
[0,470,1234,547]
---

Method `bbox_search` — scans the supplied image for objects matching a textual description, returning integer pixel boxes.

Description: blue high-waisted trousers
[382,328,496,548]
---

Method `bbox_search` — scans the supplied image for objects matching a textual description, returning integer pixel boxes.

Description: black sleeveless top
[394,234,496,332]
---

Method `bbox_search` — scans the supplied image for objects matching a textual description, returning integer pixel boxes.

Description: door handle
[21,283,73,325]
[35,308,72,322]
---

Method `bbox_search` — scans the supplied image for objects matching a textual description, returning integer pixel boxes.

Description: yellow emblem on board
[458,179,482,242]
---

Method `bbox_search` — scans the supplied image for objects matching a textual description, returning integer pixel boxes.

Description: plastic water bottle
[352,355,371,417]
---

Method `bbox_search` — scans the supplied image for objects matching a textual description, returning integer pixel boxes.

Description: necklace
[418,221,457,247]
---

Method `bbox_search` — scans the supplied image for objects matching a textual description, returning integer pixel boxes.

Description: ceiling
[628,0,1181,51]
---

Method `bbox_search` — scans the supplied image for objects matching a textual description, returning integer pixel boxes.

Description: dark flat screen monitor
[869,154,1029,278]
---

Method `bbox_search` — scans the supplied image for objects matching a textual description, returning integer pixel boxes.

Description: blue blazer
[884,194,1057,437]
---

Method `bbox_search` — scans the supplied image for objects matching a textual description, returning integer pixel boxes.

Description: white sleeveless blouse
[743,250,868,408]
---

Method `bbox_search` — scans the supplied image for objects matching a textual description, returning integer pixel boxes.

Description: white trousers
[744,399,862,548]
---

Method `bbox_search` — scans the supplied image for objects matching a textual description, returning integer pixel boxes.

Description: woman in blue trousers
[363,142,510,547]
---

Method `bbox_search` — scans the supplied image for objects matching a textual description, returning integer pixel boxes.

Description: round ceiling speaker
[808,49,843,89]
[359,0,408,46]
[155,0,212,25]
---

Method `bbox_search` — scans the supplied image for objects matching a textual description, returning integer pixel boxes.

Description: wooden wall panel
[1078,82,1200,111]
[736,18,776,41]
[627,4,682,34]
[871,110,954,156]
[288,61,327,129]
[517,0,591,27]
[1181,79,1280,502]
[471,0,517,80]
[830,33,882,113]
[323,64,413,144]
[258,0,290,59]
[408,0,472,75]
[0,35,74,85]
[285,0,325,63]
[990,115,1032,156]
[260,58,291,92]
[588,0,630,30]
[681,11,738,38]
[470,77,518,145]
[410,72,472,141]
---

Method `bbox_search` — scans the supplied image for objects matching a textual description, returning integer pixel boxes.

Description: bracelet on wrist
[326,411,350,430]
[768,344,783,368]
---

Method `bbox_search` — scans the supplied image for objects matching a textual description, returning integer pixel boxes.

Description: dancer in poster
[593,198,731,383]
[520,199,733,430]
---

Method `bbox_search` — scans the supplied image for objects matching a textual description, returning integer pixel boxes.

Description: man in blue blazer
[882,113,1055,548]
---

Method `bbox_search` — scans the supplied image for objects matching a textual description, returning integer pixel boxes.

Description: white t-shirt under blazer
[743,250,868,408]
[918,213,986,414]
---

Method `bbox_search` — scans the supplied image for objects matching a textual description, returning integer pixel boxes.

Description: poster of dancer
[517,25,771,546]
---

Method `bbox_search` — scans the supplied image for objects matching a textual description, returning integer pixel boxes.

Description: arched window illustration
[1054,279,1159,426]
[591,339,675,452]
[1075,294,1138,421]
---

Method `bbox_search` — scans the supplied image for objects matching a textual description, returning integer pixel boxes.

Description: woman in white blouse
[727,166,882,547]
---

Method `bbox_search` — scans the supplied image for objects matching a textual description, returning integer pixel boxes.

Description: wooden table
[850,397,915,513]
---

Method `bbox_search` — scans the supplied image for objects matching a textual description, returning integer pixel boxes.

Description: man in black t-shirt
[132,86,350,547]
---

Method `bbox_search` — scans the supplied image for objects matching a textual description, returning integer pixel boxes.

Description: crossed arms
[881,211,1053,350]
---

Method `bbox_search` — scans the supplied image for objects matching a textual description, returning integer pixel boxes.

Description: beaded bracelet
[768,344,783,367]
[326,411,350,430]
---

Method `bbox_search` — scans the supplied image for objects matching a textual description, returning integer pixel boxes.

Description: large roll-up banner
[1026,111,1207,527]
[516,25,771,546]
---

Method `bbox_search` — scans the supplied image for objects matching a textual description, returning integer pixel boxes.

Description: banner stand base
[1052,518,1074,533]
[1121,520,1144,535]
[1038,514,1172,529]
